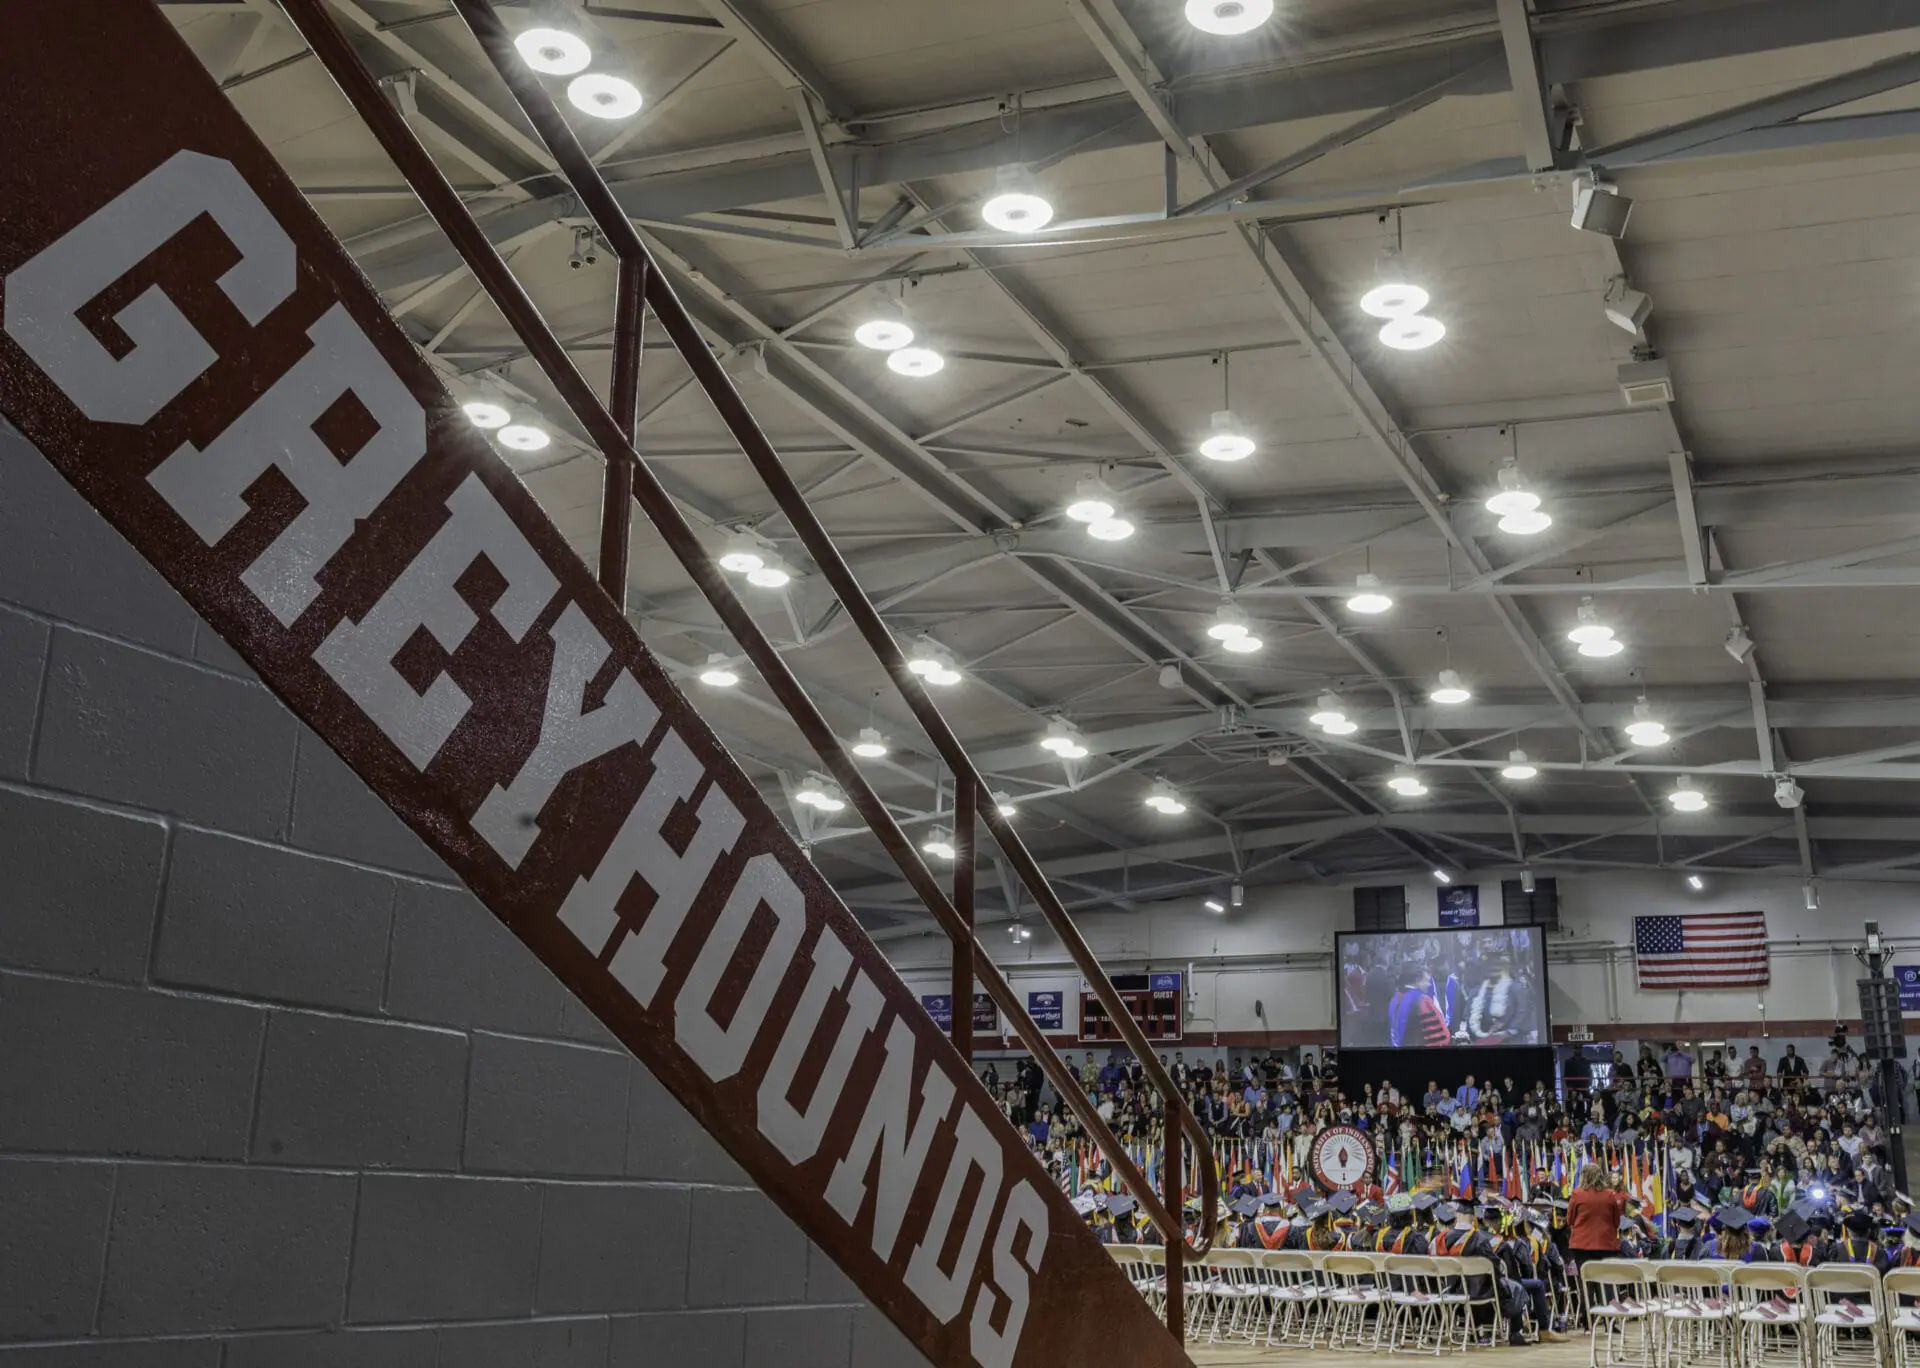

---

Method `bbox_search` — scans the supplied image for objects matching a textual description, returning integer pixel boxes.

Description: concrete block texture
[98,1165,356,1335]
[154,829,395,1013]
[624,1064,751,1188]
[0,974,263,1160]
[686,1190,808,1308]
[851,1307,933,1368]
[384,883,569,1037]
[347,1174,542,1323]
[434,1317,610,1368]
[0,1160,117,1342]
[464,1034,631,1178]
[0,606,48,779]
[33,630,296,839]
[745,1307,854,1368]
[287,730,449,880]
[250,1012,467,1170]
[0,1345,220,1367]
[220,1328,434,1368]
[0,421,200,655]
[535,1183,691,1315]
[609,1311,744,1368]
[0,787,166,983]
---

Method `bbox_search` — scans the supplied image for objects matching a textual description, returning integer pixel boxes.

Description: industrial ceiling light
[1379,314,1447,351]
[462,400,511,429]
[922,826,956,860]
[1347,573,1393,615]
[1501,749,1538,781]
[993,792,1019,818]
[1499,508,1553,535]
[716,530,766,575]
[497,423,550,452]
[1184,0,1274,35]
[1064,475,1117,525]
[1360,279,1430,320]
[567,73,644,120]
[904,640,962,686]
[887,346,945,378]
[1323,717,1358,736]
[1204,897,1226,914]
[1198,408,1255,462]
[515,26,592,75]
[1085,500,1135,542]
[1520,869,1536,894]
[851,727,889,759]
[1387,768,1428,797]
[744,556,791,589]
[1207,602,1251,642]
[1145,778,1188,815]
[1008,921,1033,943]
[1668,775,1709,813]
[1430,670,1472,705]
[1310,692,1358,735]
[697,654,739,688]
[1221,632,1263,654]
[1803,881,1820,911]
[1231,882,1246,907]
[1484,460,1542,519]
[1432,869,1453,885]
[1039,718,1089,760]
[1568,597,1622,656]
[981,166,1055,233]
[795,775,846,813]
[1725,625,1756,662]
[853,294,914,352]
[1686,874,1705,892]
[1625,698,1669,748]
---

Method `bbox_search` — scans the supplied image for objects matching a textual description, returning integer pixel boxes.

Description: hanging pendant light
[1039,718,1089,759]
[1207,602,1251,642]
[981,165,1055,233]
[854,291,914,351]
[1568,597,1622,656]
[1347,573,1393,615]
[1196,352,1256,461]
[1145,778,1188,815]
[1626,697,1669,748]
[922,826,957,860]
[851,727,889,759]
[1387,768,1428,797]
[515,26,592,75]
[1668,775,1709,812]
[1065,475,1117,525]
[1501,749,1539,781]
[1430,670,1472,705]
[1360,249,1430,319]
[697,654,739,688]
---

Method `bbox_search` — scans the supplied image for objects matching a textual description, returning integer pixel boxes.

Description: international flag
[1633,911,1769,988]
[1384,1149,1402,1196]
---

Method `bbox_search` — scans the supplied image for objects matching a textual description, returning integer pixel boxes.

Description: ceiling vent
[1617,358,1674,407]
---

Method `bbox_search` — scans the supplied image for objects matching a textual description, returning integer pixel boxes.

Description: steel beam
[1495,0,1558,173]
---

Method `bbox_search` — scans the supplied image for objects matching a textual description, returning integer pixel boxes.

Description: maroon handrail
[276,0,1217,1272]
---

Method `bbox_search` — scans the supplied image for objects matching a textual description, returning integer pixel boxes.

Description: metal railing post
[597,256,645,607]
[1164,1091,1185,1341]
[952,781,975,1060]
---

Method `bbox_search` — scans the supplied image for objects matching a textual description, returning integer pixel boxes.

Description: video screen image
[1337,927,1547,1049]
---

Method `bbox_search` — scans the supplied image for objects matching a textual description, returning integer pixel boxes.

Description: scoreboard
[1078,971,1183,1043]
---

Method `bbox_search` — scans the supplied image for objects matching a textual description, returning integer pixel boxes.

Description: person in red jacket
[1388,967,1452,1048]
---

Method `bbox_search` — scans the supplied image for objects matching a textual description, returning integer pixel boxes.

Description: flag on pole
[1384,1148,1402,1195]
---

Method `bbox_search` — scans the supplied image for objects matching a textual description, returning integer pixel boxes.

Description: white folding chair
[1732,1263,1810,1368]
[1456,1255,1506,1349]
[1260,1249,1325,1348]
[1807,1265,1886,1368]
[1885,1268,1920,1368]
[1652,1261,1736,1368]
[1324,1251,1389,1351]
[1583,1258,1659,1368]
[1383,1254,1450,1355]
[1202,1249,1262,1345]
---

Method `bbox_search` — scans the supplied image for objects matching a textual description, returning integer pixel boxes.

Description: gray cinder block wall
[0,423,929,1368]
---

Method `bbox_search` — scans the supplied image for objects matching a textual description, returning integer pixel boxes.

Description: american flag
[1633,911,1769,988]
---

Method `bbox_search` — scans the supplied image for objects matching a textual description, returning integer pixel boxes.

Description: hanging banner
[1897,965,1920,1012]
[922,993,1000,1035]
[1438,886,1481,928]
[1027,990,1065,1032]
[0,7,1191,1366]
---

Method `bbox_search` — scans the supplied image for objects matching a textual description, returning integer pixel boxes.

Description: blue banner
[1027,990,1064,1031]
[1149,972,1182,994]
[921,993,999,1033]
[1897,965,1920,1012]
[1438,886,1480,928]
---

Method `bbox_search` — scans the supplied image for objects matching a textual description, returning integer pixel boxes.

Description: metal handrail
[278,0,1217,1267]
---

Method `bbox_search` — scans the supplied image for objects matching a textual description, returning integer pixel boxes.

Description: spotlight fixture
[853,294,914,351]
[1725,625,1756,662]
[851,727,889,759]
[567,226,600,270]
[1198,409,1256,462]
[1379,315,1446,351]
[716,530,766,575]
[1774,775,1805,810]
[922,826,956,860]
[1501,749,1538,781]
[1204,897,1226,914]
[1571,178,1634,239]
[795,775,846,813]
[744,556,791,589]
[1231,881,1245,908]
[887,346,945,378]
[1008,921,1033,943]
[1568,597,1623,657]
[1520,869,1536,894]
[462,400,511,429]
[497,423,550,452]
[1184,0,1274,35]
[1347,573,1393,615]
[1387,768,1428,797]
[1145,778,1188,815]
[1039,718,1089,760]
[1430,670,1472,705]
[1625,698,1669,748]
[1432,869,1453,885]
[1605,281,1654,334]
[697,653,739,688]
[1207,603,1251,642]
[981,166,1054,233]
[515,26,592,75]
[1064,476,1117,525]
[1668,775,1709,813]
[1687,874,1705,892]
[1803,881,1820,912]
[568,73,644,120]
[993,792,1018,818]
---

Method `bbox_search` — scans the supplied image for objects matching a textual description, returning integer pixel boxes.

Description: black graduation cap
[1360,1203,1387,1227]
[1231,1196,1260,1219]
[1261,1193,1287,1209]
[1410,1193,1438,1211]
[1526,1209,1551,1228]
[1477,1201,1505,1219]
[1299,1199,1327,1221]
[1327,1190,1358,1214]
[1777,1211,1811,1244]
[1714,1207,1749,1232]
[1108,1194,1138,1216]
[1905,1213,1920,1239]
[1672,1208,1700,1228]
[1843,1209,1874,1235]
[1434,1202,1460,1223]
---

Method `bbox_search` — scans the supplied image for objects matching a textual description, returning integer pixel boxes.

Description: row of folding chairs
[1104,1243,1550,1353]
[1580,1260,1920,1368]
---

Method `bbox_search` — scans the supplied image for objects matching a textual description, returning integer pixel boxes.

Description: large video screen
[1338,927,1548,1050]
